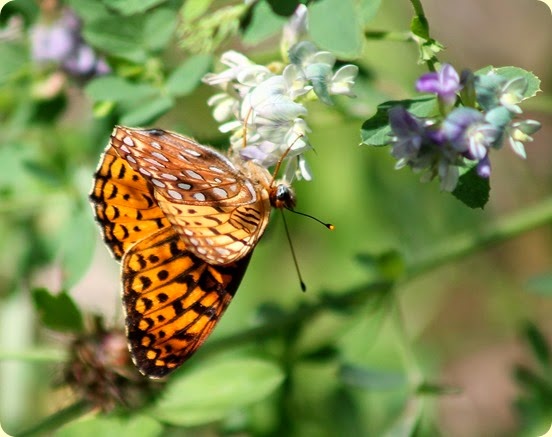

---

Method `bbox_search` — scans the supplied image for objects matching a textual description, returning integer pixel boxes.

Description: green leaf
[148,358,285,426]
[477,66,541,101]
[340,364,406,390]
[360,97,436,147]
[83,16,149,63]
[0,42,27,85]
[59,206,96,288]
[32,288,84,333]
[242,1,287,45]
[356,250,405,281]
[22,160,64,188]
[452,165,490,209]
[99,0,169,15]
[182,0,214,21]
[265,0,301,17]
[523,322,550,370]
[416,381,461,396]
[85,76,159,103]
[525,272,552,297]
[66,0,111,21]
[120,95,174,126]
[143,8,178,51]
[166,54,213,97]
[56,415,163,437]
[360,0,382,23]
[308,0,364,59]
[410,15,429,39]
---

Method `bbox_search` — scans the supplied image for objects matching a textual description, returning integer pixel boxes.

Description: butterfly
[90,126,296,378]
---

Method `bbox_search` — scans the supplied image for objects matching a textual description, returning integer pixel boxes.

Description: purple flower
[388,106,426,162]
[416,64,462,106]
[30,9,110,79]
[476,155,491,178]
[443,108,500,160]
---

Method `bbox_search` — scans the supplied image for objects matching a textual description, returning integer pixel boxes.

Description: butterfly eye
[272,183,296,210]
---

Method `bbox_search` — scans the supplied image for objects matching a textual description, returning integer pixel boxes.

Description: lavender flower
[386,64,541,191]
[30,9,110,79]
[443,108,501,160]
[416,64,462,106]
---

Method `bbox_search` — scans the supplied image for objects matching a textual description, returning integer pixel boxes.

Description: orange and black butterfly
[90,127,296,378]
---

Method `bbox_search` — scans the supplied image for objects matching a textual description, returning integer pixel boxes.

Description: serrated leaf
[452,165,490,209]
[525,272,552,297]
[360,97,436,146]
[308,0,363,59]
[32,288,84,333]
[99,0,169,15]
[85,77,159,103]
[476,66,541,100]
[56,415,162,437]
[166,54,213,97]
[120,95,174,126]
[148,358,284,426]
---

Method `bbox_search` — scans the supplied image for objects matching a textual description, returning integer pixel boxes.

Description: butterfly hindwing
[122,226,252,378]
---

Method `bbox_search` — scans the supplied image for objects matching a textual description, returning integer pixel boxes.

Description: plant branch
[406,197,552,280]
[16,400,93,437]
[203,197,552,357]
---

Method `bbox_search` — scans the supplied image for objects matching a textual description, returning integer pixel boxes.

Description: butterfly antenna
[281,210,307,292]
[242,107,254,149]
[286,208,335,230]
[270,134,305,187]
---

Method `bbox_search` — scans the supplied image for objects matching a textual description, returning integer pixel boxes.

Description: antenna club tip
[300,282,307,292]
[327,224,335,230]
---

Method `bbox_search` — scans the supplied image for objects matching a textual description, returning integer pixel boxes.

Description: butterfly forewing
[122,226,251,378]
[90,145,170,260]
[110,126,272,264]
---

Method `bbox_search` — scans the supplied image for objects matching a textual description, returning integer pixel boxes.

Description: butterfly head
[270,181,296,210]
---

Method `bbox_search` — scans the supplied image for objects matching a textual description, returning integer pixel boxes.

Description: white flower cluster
[202,40,358,181]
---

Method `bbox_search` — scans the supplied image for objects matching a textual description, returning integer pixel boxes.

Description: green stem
[406,197,552,280]
[409,0,426,20]
[204,197,552,357]
[200,281,393,358]
[391,291,423,387]
[364,31,413,42]
[0,349,67,363]
[16,400,93,437]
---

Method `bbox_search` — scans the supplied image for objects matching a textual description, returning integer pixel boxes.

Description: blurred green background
[0,0,551,436]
